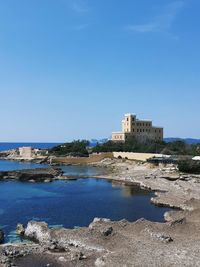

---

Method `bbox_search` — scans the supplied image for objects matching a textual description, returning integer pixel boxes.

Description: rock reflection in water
[111,181,151,198]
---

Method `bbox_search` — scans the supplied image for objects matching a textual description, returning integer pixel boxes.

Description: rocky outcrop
[25,221,51,243]
[16,224,25,235]
[2,213,200,267]
[0,168,63,182]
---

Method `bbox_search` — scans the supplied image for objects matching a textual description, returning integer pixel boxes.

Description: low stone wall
[52,153,113,165]
[52,152,164,164]
[113,152,163,162]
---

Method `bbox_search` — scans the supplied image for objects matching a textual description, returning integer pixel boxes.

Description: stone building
[112,113,163,142]
[19,147,33,159]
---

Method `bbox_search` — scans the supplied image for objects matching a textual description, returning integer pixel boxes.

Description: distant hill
[89,139,108,147]
[90,138,200,147]
[164,138,200,145]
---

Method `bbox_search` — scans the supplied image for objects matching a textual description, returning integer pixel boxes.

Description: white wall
[113,152,164,162]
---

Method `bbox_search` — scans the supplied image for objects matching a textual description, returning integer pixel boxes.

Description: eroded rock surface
[25,221,51,243]
[16,224,25,236]
[0,168,62,182]
[1,214,200,267]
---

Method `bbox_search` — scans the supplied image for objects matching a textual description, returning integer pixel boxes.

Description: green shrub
[178,160,200,174]
[92,137,200,156]
[49,140,89,156]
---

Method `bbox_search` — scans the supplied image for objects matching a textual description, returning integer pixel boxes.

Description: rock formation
[0,168,62,182]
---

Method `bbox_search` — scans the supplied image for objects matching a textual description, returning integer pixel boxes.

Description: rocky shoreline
[1,158,200,266]
[0,168,63,182]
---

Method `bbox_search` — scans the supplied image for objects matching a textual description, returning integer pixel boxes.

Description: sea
[0,143,61,151]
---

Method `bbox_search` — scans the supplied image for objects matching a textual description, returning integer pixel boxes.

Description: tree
[49,140,89,156]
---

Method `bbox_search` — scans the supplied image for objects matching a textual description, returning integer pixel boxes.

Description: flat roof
[112,131,124,134]
[125,113,136,116]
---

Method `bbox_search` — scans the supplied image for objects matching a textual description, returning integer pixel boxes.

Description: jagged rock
[16,224,25,235]
[160,175,180,181]
[48,239,66,252]
[88,218,113,237]
[0,229,4,244]
[156,234,173,243]
[93,218,111,223]
[70,251,87,261]
[24,221,51,243]
[0,168,63,182]
[89,218,111,229]
[95,257,106,266]
[101,227,113,237]
[118,219,128,228]
[170,218,186,226]
[58,256,67,262]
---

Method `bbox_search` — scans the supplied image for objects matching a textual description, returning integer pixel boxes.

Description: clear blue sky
[0,0,199,142]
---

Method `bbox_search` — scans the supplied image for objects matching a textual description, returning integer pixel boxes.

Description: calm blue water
[0,143,61,151]
[0,162,171,243]
[61,165,107,177]
[0,160,48,171]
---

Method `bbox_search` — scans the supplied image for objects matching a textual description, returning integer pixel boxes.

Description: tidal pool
[0,164,171,243]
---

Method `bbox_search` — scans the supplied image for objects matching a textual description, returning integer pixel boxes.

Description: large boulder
[0,229,4,244]
[16,223,25,235]
[24,221,51,243]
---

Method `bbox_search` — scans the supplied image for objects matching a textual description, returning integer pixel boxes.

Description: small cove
[0,160,171,243]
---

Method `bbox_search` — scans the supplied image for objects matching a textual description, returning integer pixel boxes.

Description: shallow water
[0,162,171,243]
[60,164,107,177]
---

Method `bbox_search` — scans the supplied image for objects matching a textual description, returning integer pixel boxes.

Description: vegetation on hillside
[48,137,200,157]
[92,137,200,156]
[49,140,89,156]
[178,160,200,174]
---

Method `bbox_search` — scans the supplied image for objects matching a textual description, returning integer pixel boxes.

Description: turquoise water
[0,162,171,243]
